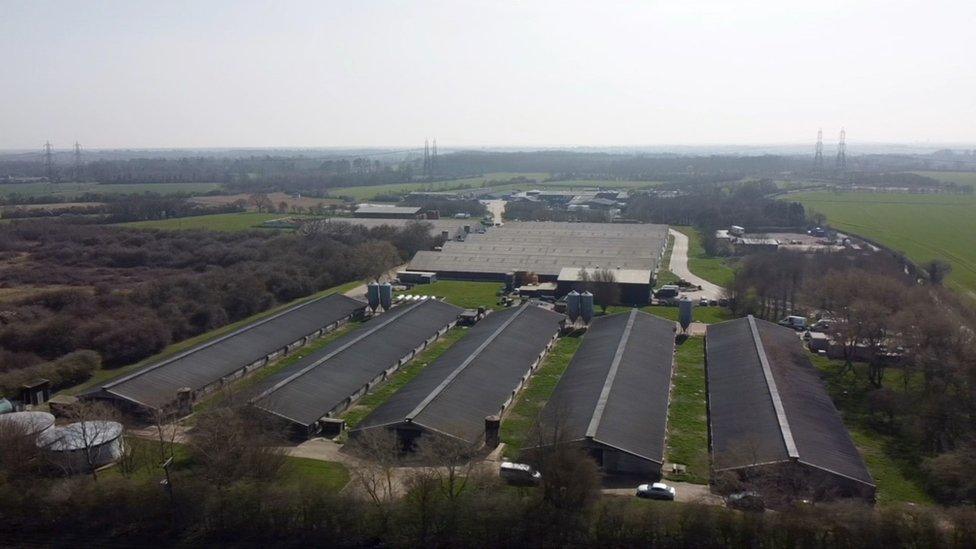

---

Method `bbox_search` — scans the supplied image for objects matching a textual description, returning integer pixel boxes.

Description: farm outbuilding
[353,204,424,219]
[250,298,462,439]
[88,293,365,415]
[36,421,125,473]
[705,316,876,502]
[528,310,676,478]
[351,304,564,450]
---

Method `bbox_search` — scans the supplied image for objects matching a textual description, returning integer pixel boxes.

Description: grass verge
[664,336,709,484]
[673,225,736,288]
[341,326,470,429]
[500,335,582,459]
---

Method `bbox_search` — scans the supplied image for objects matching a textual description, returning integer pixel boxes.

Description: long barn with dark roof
[350,304,564,449]
[528,309,676,478]
[706,316,875,501]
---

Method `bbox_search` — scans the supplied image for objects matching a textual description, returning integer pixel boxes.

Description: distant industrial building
[315,218,472,241]
[706,316,875,501]
[353,204,424,219]
[351,304,564,449]
[529,310,675,478]
[556,267,652,305]
[406,221,668,304]
[250,298,462,438]
[87,293,366,415]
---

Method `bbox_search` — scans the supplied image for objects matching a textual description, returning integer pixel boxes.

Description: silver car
[636,482,676,500]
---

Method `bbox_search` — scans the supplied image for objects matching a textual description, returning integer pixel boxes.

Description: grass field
[664,336,709,484]
[64,279,364,396]
[790,191,976,298]
[341,327,469,429]
[674,225,736,289]
[0,181,222,199]
[122,212,295,231]
[809,354,932,504]
[911,170,976,186]
[330,172,548,200]
[604,305,732,325]
[500,335,582,459]
[398,280,504,310]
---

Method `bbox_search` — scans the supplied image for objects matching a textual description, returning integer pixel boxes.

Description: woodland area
[0,220,436,394]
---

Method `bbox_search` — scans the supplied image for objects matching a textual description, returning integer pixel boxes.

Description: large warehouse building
[351,304,564,449]
[706,316,876,501]
[529,310,676,478]
[406,221,669,304]
[88,293,366,415]
[250,298,462,438]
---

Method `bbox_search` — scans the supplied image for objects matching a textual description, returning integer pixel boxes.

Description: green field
[341,327,469,429]
[911,170,976,186]
[605,305,732,325]
[674,225,736,288]
[664,337,709,484]
[501,335,582,458]
[790,191,976,298]
[122,212,295,231]
[330,172,547,200]
[0,181,222,199]
[398,280,504,310]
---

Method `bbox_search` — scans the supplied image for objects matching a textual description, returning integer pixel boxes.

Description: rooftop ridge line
[586,309,637,438]
[405,303,530,422]
[748,315,799,459]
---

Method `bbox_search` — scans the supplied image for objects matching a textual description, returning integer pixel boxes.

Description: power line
[44,141,54,181]
[836,128,847,170]
[814,128,824,172]
[74,142,83,181]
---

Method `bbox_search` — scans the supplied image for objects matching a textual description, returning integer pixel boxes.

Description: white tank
[37,421,125,473]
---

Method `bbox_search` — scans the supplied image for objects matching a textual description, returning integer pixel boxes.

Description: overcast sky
[1,0,973,149]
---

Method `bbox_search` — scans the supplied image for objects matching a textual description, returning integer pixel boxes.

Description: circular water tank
[0,411,55,438]
[37,421,125,473]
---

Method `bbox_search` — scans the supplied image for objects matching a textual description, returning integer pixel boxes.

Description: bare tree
[346,428,401,506]
[415,435,480,503]
[60,400,123,481]
[187,406,287,489]
[588,268,620,312]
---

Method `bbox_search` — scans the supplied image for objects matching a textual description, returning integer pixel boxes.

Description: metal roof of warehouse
[407,221,667,277]
[536,310,675,463]
[353,304,565,444]
[99,293,366,410]
[251,298,462,427]
[706,316,874,488]
[354,204,423,215]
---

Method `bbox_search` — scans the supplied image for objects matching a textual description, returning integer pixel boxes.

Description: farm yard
[790,191,976,298]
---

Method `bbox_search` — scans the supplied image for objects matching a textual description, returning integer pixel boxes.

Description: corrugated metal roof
[353,304,565,444]
[354,204,422,215]
[407,221,668,277]
[536,310,675,463]
[101,293,366,409]
[706,316,874,487]
[251,298,462,427]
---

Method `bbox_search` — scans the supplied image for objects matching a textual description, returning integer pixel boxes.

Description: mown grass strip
[500,335,582,459]
[664,336,709,484]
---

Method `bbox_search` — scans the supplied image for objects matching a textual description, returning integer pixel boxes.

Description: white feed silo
[678,297,694,333]
[36,421,125,473]
[580,291,595,324]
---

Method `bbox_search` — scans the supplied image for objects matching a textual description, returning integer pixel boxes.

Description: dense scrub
[0,220,434,386]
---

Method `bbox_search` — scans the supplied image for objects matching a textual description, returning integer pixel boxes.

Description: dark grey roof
[251,299,462,427]
[537,310,675,463]
[100,293,366,409]
[706,316,874,487]
[353,304,565,444]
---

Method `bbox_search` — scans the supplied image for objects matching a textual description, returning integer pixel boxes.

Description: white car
[500,461,542,485]
[636,482,676,500]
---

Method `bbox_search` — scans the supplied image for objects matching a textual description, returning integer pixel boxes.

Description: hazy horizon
[2,0,974,149]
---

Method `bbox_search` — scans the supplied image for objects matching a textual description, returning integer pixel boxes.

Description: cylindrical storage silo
[566,290,580,323]
[678,297,694,332]
[0,411,55,439]
[366,282,380,311]
[37,421,125,474]
[379,283,393,310]
[580,291,595,324]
